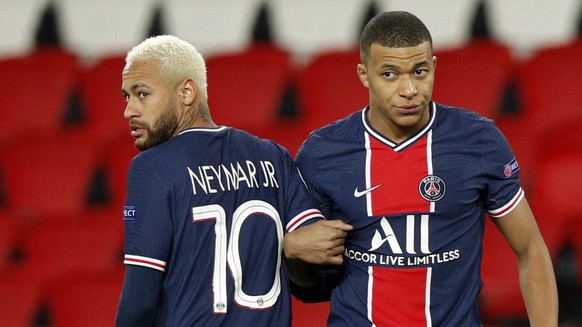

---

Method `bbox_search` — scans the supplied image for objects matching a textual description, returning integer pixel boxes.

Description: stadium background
[0,0,581,326]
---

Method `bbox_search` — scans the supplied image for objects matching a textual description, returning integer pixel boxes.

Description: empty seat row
[2,39,582,139]
[1,39,582,182]
[0,130,137,225]
[0,205,124,326]
[0,262,124,327]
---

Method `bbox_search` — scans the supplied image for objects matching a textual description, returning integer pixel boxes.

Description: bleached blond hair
[126,35,208,100]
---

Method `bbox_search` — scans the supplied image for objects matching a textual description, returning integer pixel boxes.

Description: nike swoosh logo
[353,184,383,198]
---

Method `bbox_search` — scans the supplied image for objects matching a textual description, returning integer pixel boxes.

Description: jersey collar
[178,126,229,135]
[361,102,436,151]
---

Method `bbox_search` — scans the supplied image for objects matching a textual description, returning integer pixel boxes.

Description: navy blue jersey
[122,126,323,326]
[296,102,523,326]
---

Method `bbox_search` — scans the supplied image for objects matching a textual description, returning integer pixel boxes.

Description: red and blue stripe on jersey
[364,116,435,326]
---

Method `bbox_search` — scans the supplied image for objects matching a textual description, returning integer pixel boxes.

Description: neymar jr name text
[188,160,279,195]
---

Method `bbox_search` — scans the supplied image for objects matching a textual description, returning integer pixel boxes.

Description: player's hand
[284,220,353,265]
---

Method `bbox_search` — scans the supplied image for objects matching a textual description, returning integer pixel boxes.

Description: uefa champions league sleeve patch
[503,158,520,178]
[124,206,137,221]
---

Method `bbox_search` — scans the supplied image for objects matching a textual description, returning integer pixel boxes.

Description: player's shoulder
[228,127,292,158]
[435,102,492,123]
[129,126,296,186]
[299,109,364,155]
[434,102,508,151]
[312,110,363,137]
[157,126,288,156]
[434,102,497,132]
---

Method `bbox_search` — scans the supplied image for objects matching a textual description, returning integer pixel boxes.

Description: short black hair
[360,11,433,64]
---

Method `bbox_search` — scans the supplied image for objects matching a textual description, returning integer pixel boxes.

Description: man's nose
[399,76,418,98]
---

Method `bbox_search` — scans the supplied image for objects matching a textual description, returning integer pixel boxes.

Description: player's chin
[134,137,150,151]
[393,114,425,128]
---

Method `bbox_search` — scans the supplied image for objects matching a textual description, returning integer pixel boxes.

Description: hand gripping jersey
[123,126,323,326]
[296,102,523,326]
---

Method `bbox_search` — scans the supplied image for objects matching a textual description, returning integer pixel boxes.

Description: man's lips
[130,124,144,137]
[396,105,421,114]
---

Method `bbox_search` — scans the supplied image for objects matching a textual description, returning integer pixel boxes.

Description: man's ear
[180,78,196,106]
[357,63,369,88]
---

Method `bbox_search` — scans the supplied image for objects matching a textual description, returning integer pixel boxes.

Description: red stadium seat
[296,48,368,133]
[432,40,517,120]
[480,40,582,195]
[80,55,129,143]
[0,216,22,272]
[260,119,312,158]
[265,47,368,158]
[0,275,43,327]
[517,41,582,134]
[99,131,140,207]
[528,152,582,297]
[16,218,123,288]
[205,43,294,138]
[48,270,124,327]
[0,131,102,224]
[0,47,82,140]
[525,118,582,196]
[528,152,582,255]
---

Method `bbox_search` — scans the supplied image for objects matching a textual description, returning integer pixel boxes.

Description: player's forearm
[116,266,163,327]
[286,258,317,288]
[283,231,318,288]
[116,290,159,327]
[283,219,352,265]
[517,241,558,327]
[116,305,158,327]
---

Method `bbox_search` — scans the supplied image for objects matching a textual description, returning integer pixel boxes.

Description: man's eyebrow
[381,60,430,70]
[413,60,430,67]
[381,63,399,69]
[130,82,148,91]
[122,82,149,95]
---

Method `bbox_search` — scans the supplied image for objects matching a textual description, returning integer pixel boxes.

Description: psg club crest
[418,175,446,202]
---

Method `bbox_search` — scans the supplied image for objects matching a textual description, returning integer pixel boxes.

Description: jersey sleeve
[276,143,324,232]
[116,265,163,326]
[122,155,174,272]
[481,122,525,218]
[295,135,333,219]
[289,134,350,304]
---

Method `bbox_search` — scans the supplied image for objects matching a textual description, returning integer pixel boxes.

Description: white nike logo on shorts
[353,184,383,198]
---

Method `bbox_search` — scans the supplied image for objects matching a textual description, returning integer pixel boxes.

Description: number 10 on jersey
[192,200,284,313]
